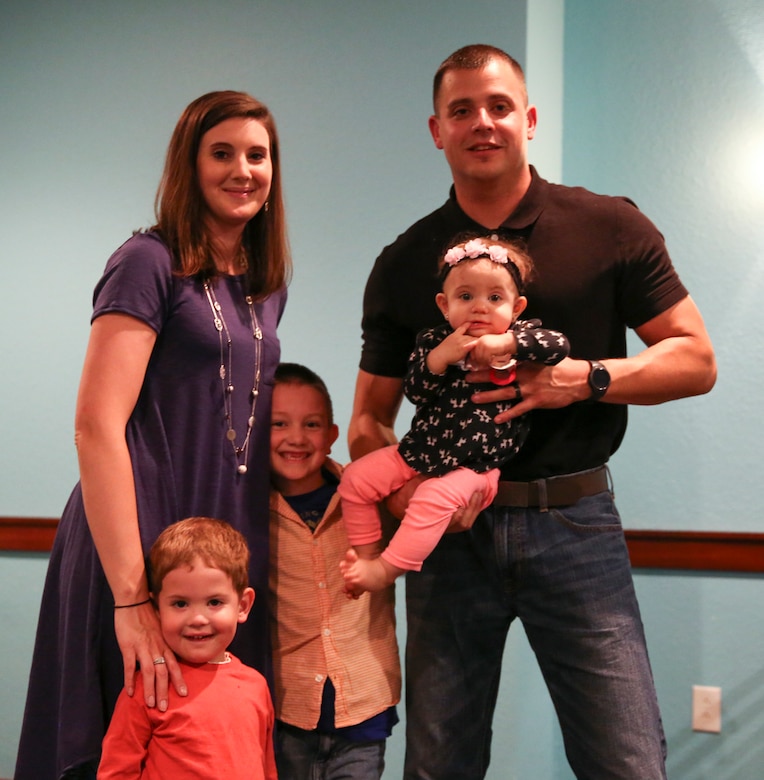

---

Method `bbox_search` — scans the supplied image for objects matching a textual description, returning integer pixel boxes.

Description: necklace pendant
[205,280,261,478]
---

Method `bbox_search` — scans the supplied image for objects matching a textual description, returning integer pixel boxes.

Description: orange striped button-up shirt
[268,459,401,730]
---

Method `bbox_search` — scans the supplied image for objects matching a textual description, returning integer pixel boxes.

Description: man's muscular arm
[469,296,716,423]
[348,370,404,460]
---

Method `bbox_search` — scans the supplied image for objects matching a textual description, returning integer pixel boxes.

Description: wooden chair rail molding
[1,517,763,573]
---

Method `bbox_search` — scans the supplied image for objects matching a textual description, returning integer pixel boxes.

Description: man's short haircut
[433,43,527,112]
[274,362,334,425]
[150,517,250,596]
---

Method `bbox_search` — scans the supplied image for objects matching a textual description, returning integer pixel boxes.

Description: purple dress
[15,232,286,779]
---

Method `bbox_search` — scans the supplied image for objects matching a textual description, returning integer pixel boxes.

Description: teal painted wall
[3,0,763,777]
[564,2,764,778]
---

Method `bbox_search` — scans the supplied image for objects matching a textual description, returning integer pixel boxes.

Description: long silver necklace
[203,279,262,475]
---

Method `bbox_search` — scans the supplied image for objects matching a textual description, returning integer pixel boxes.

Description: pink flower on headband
[443,246,467,266]
[444,239,509,267]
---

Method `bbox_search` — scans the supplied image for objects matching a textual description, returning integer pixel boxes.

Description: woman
[15,91,291,780]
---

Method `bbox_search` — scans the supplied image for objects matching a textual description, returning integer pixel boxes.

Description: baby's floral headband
[444,238,510,267]
[442,237,525,293]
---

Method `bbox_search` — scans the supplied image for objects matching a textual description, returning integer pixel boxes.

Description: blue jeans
[276,722,387,780]
[403,489,667,780]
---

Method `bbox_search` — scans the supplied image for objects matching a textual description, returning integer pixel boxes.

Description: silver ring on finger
[153,656,166,665]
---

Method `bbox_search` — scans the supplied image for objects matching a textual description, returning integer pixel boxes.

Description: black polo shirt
[360,167,687,480]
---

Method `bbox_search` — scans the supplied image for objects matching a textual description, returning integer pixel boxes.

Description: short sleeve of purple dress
[15,232,286,779]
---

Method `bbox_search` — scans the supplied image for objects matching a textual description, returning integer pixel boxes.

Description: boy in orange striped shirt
[268,363,401,780]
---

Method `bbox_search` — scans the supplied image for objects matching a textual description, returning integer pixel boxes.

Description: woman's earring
[264,201,270,212]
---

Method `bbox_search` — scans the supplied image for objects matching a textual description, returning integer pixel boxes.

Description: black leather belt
[494,466,609,508]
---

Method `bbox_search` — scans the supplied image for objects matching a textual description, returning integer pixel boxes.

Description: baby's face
[438,257,524,336]
[155,558,253,664]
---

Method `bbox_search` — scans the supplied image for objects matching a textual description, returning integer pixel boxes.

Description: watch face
[592,366,609,391]
[589,361,610,397]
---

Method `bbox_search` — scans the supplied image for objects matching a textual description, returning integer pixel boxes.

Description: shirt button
[315,674,323,683]
[318,582,326,589]
[323,628,331,637]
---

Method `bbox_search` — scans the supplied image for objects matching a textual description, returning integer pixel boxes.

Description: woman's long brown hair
[153,90,291,298]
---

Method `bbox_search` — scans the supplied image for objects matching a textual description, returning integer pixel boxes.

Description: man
[348,44,715,780]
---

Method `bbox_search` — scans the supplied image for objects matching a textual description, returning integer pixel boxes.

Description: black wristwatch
[587,360,610,401]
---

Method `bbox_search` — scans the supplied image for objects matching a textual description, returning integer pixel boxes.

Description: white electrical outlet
[692,685,722,733]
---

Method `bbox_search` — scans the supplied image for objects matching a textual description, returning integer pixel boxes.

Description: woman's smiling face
[196,116,272,239]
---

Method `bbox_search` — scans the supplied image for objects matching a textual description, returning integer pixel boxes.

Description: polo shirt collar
[444,165,547,231]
